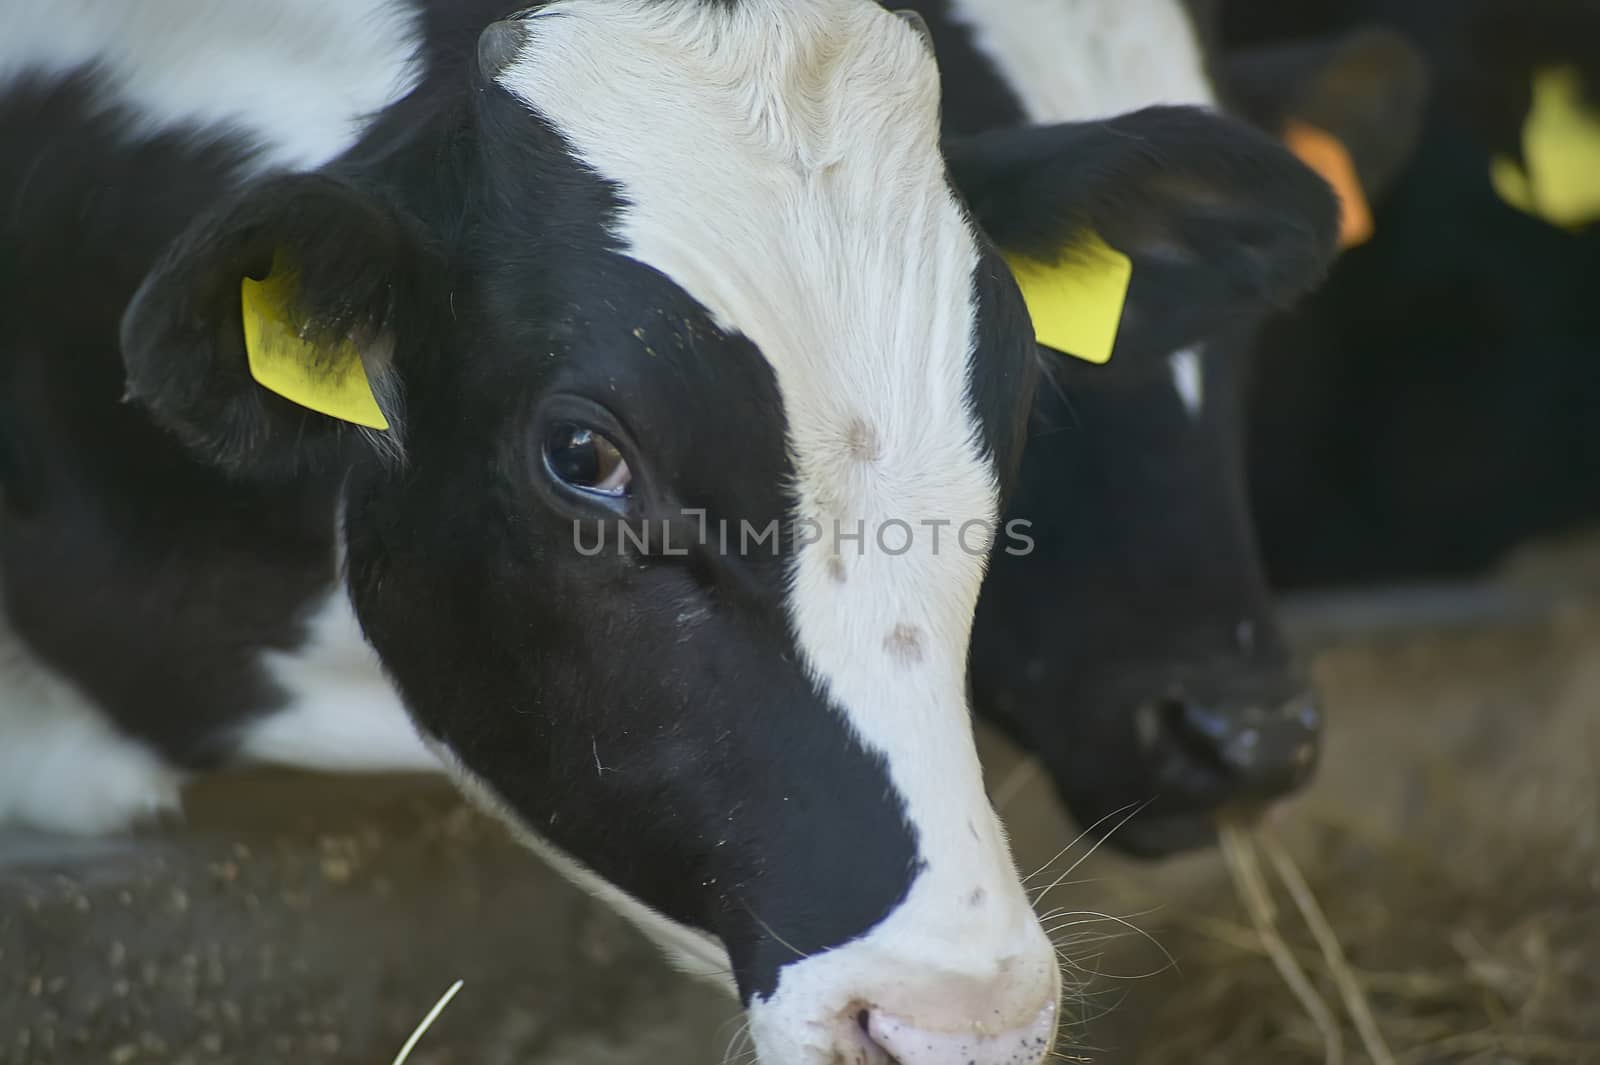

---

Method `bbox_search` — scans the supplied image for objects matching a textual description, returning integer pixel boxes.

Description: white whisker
[1031,799,1156,909]
[1023,800,1148,886]
[1043,908,1178,976]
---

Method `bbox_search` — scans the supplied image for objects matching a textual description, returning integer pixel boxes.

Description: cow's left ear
[122,173,435,478]
[947,105,1340,366]
[1219,28,1430,224]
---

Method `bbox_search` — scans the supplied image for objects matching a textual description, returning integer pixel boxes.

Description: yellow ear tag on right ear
[1003,232,1131,365]
[241,266,390,431]
[1491,66,1600,230]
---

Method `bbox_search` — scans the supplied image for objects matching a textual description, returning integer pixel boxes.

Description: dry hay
[1124,817,1600,1065]
[391,979,464,1065]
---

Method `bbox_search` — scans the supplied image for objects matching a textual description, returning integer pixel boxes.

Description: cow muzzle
[746,855,1061,1065]
[1136,687,1323,806]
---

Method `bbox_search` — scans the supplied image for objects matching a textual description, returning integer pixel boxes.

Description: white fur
[1169,346,1205,416]
[0,579,183,835]
[0,0,422,172]
[241,581,439,773]
[944,0,1218,121]
[499,3,1055,1063]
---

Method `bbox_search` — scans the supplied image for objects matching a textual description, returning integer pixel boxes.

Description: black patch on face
[345,69,925,1001]
[344,244,923,1001]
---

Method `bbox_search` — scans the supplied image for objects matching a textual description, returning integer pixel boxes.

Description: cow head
[910,0,1422,859]
[952,106,1345,858]
[971,326,1326,859]
[121,1,1343,1060]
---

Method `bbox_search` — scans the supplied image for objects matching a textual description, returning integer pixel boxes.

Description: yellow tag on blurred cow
[1004,232,1131,365]
[1491,66,1600,230]
[240,262,390,430]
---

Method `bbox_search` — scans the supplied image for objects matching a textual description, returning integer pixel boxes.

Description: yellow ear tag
[241,266,390,430]
[1003,232,1131,365]
[1491,66,1600,230]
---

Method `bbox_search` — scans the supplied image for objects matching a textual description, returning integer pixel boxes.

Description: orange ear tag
[1285,120,1374,250]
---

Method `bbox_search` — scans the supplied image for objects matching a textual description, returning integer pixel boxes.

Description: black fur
[1217,27,1430,201]
[0,72,338,766]
[947,107,1340,363]
[905,0,1030,135]
[1218,0,1600,589]
[122,173,440,477]
[971,325,1315,858]
[908,0,1338,857]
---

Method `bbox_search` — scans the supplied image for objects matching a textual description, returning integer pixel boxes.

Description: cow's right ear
[947,106,1340,367]
[121,173,434,478]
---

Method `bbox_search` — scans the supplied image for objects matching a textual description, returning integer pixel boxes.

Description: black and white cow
[2,1,1336,1061]
[892,0,1355,856]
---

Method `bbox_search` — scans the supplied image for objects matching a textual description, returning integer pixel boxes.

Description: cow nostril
[849,1008,895,1065]
[1283,693,1324,736]
[1144,694,1323,798]
[1277,693,1324,778]
[1148,698,1234,773]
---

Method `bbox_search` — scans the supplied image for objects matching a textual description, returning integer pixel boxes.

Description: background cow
[1217,0,1600,590]
[894,0,1412,857]
[1,1,1340,1063]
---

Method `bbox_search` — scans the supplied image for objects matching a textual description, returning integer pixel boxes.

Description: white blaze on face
[945,0,1219,120]
[498,0,1054,1058]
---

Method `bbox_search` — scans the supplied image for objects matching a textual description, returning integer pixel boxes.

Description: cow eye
[543,423,631,499]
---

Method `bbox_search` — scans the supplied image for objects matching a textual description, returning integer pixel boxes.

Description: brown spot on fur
[826,556,847,584]
[843,416,881,463]
[884,624,924,665]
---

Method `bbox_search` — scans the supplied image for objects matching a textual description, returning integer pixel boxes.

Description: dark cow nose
[1140,692,1323,804]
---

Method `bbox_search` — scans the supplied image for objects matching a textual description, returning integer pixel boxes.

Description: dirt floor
[2,557,1598,1065]
[996,571,1600,1065]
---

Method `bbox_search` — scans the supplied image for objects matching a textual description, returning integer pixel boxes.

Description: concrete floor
[0,776,737,1065]
[3,560,1598,1065]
